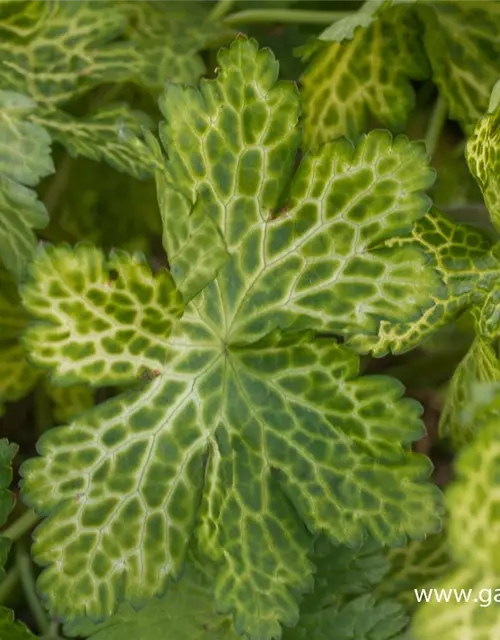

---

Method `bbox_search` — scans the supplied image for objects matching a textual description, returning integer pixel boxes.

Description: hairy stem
[0,566,20,605]
[17,542,49,635]
[425,96,448,159]
[3,509,39,542]
[223,8,352,26]
[209,0,235,21]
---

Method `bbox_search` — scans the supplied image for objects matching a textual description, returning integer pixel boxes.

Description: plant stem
[0,566,20,605]
[16,542,49,635]
[42,152,72,215]
[209,0,235,21]
[223,8,352,27]
[425,96,447,159]
[40,620,61,640]
[3,509,39,542]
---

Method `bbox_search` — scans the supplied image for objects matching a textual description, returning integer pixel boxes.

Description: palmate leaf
[0,0,140,106]
[300,2,429,148]
[301,1,500,146]
[0,91,53,278]
[0,1,157,178]
[0,267,40,413]
[412,394,500,639]
[20,38,443,639]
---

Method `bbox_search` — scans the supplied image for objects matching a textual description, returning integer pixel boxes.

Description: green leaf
[147,132,230,302]
[0,0,138,107]
[351,208,500,355]
[284,594,408,640]
[157,50,437,340]
[20,38,443,638]
[0,91,53,278]
[440,337,500,447]
[413,398,500,639]
[301,1,500,145]
[0,442,32,640]
[0,608,37,640]
[0,267,40,413]
[467,82,500,232]
[21,244,183,387]
[375,531,452,610]
[300,3,429,147]
[305,537,390,611]
[0,439,17,549]
[120,1,232,91]
[0,2,159,178]
[32,106,156,180]
[64,562,238,640]
[418,1,500,129]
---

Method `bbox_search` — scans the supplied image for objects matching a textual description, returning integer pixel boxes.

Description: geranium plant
[2,2,500,640]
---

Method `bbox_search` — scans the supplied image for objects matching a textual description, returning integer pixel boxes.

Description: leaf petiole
[16,542,49,635]
[425,95,448,159]
[2,509,39,542]
[223,8,352,27]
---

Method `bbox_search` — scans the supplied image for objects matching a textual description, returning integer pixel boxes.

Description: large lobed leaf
[0,0,207,179]
[20,38,443,639]
[0,91,53,278]
[301,1,500,146]
[300,2,429,148]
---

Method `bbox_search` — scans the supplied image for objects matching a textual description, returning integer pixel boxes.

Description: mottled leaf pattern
[419,1,500,129]
[301,1,500,145]
[351,209,500,356]
[64,562,238,640]
[0,1,170,177]
[120,1,232,90]
[22,245,183,387]
[301,3,429,147]
[0,267,40,412]
[20,39,443,638]
[0,91,53,278]
[376,531,452,610]
[32,106,157,181]
[467,81,500,231]
[440,338,500,447]
[0,0,140,105]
